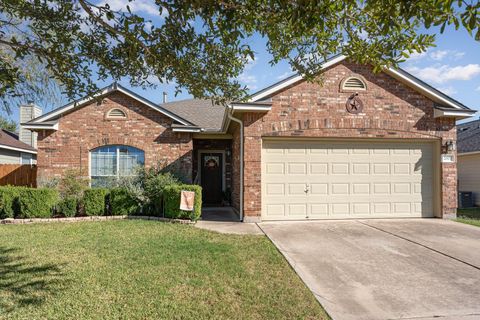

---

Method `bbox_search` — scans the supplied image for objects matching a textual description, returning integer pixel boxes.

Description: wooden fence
[0,164,37,187]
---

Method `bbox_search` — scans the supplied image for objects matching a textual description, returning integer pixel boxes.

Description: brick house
[23,55,475,222]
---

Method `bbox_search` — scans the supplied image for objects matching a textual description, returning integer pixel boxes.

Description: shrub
[16,188,59,218]
[110,188,140,215]
[57,197,77,217]
[0,186,25,219]
[163,184,202,221]
[84,188,109,216]
[140,169,178,216]
[58,169,89,200]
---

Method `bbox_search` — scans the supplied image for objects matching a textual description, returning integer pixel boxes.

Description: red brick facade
[36,92,193,182]
[237,62,457,221]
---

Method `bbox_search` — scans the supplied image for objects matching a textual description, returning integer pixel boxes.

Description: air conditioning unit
[458,192,473,208]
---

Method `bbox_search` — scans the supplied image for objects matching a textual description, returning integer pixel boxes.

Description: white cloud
[430,50,449,61]
[438,86,457,95]
[238,73,258,90]
[406,64,480,84]
[476,86,480,91]
[429,50,465,61]
[243,56,258,71]
[406,50,427,61]
[454,51,465,60]
[237,56,259,90]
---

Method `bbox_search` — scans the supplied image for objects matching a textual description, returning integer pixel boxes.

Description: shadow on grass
[0,246,68,314]
[457,207,480,220]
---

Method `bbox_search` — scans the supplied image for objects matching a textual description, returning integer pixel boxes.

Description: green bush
[163,184,202,221]
[141,170,178,216]
[110,188,140,215]
[58,169,89,199]
[57,197,77,217]
[0,186,25,219]
[84,188,108,216]
[17,188,59,218]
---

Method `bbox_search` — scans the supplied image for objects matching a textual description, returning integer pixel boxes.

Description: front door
[200,153,223,205]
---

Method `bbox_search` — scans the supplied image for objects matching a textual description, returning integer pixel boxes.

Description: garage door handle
[304,184,310,193]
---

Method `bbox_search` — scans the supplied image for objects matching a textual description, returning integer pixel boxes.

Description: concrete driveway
[259,219,480,320]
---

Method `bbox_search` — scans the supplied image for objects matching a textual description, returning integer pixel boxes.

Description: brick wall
[241,61,457,220]
[36,92,193,183]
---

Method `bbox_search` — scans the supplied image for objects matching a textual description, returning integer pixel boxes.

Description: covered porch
[192,137,239,221]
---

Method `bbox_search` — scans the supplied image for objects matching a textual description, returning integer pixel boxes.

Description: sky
[6,1,480,125]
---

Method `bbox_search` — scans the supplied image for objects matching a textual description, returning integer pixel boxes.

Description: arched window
[106,108,127,119]
[341,76,367,91]
[90,145,144,187]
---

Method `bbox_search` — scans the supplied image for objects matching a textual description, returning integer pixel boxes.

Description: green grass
[0,221,328,320]
[456,207,480,227]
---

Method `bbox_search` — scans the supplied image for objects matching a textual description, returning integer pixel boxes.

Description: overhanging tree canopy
[0,0,479,107]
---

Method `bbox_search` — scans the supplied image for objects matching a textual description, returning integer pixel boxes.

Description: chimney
[19,103,42,148]
[162,92,168,103]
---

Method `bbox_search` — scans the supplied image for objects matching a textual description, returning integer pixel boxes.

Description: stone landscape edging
[0,215,195,225]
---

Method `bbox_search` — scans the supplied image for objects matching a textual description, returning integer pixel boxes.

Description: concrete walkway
[259,219,480,320]
[195,207,263,235]
[195,220,263,235]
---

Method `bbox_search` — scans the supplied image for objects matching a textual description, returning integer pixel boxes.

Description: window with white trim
[90,145,144,187]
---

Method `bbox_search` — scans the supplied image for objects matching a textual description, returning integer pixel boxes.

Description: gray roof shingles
[457,119,480,153]
[160,99,227,131]
[0,129,36,152]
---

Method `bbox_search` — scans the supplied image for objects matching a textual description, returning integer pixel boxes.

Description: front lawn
[0,221,328,320]
[456,208,480,227]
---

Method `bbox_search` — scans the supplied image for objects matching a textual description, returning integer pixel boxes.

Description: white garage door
[262,140,435,220]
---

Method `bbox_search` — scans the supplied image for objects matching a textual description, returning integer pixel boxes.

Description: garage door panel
[266,163,285,174]
[310,163,328,174]
[331,163,350,174]
[352,163,370,174]
[288,162,307,174]
[288,204,307,216]
[265,204,285,217]
[288,183,307,195]
[262,140,435,220]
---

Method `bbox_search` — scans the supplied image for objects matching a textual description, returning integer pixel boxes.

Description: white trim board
[0,144,37,154]
[458,151,480,156]
[248,55,346,102]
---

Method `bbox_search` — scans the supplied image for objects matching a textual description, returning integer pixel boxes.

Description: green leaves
[0,0,478,108]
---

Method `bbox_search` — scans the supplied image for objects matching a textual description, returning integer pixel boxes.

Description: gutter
[227,107,244,222]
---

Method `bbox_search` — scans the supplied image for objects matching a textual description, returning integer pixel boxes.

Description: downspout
[227,109,244,222]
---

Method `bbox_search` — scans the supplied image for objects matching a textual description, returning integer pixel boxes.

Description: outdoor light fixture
[442,140,455,153]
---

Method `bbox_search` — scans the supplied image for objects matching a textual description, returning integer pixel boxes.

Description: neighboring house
[0,129,37,164]
[23,55,475,221]
[457,119,480,206]
[0,103,41,165]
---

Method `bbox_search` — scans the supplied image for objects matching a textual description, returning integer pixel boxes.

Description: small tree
[0,116,17,132]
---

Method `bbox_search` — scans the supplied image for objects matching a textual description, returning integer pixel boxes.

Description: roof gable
[29,83,193,126]
[248,55,474,114]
